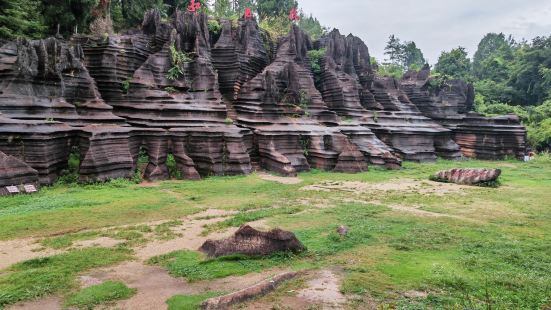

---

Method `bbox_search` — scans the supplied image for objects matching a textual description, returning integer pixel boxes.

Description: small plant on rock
[166,44,193,81]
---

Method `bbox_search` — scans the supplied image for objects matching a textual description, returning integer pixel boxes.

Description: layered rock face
[0,150,39,188]
[432,168,501,186]
[0,38,123,126]
[400,67,527,159]
[316,30,461,162]
[0,11,527,186]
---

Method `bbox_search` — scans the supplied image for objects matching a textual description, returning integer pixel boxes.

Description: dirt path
[242,269,348,310]
[302,179,474,196]
[0,239,63,270]
[258,172,302,184]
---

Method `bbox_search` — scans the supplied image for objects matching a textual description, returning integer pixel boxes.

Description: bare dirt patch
[6,297,62,310]
[0,239,62,270]
[297,269,346,308]
[258,172,302,184]
[73,236,123,248]
[302,179,474,196]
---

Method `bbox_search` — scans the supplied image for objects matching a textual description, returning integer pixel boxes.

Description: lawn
[0,156,550,309]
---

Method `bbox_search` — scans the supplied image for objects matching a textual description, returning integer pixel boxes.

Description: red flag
[244,7,252,19]
[187,0,201,13]
[289,7,300,22]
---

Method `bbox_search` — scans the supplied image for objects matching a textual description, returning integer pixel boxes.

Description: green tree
[256,0,297,21]
[473,33,514,81]
[298,13,325,40]
[434,47,472,80]
[213,0,235,18]
[0,0,45,39]
[509,36,551,105]
[384,35,426,70]
[42,0,100,36]
[402,41,426,70]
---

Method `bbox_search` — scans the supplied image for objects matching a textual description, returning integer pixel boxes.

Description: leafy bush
[474,94,528,120]
[207,19,222,36]
[166,44,193,81]
[259,16,292,41]
[528,119,551,151]
[307,48,325,85]
[166,154,182,179]
[121,79,131,94]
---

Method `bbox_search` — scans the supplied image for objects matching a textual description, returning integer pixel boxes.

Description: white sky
[298,0,551,64]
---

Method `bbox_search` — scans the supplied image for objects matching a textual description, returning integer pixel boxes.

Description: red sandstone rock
[432,168,501,185]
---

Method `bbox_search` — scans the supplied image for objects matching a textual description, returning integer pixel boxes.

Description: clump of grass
[154,220,182,240]
[64,281,136,310]
[148,250,299,281]
[41,231,101,249]
[0,247,133,307]
[166,292,223,310]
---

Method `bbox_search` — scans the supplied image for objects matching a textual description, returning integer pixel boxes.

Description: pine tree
[0,0,46,39]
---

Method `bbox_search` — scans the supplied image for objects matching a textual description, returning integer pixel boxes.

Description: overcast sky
[298,0,551,64]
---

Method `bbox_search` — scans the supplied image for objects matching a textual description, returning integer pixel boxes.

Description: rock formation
[400,66,526,159]
[0,150,39,191]
[432,168,501,186]
[0,10,527,186]
[199,225,305,257]
[316,30,462,162]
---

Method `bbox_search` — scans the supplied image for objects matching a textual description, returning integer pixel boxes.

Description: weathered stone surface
[0,150,39,187]
[212,19,269,101]
[229,26,371,175]
[432,168,501,185]
[401,66,526,159]
[199,225,305,257]
[77,125,135,183]
[0,113,74,185]
[0,11,527,184]
[201,272,299,310]
[0,38,123,125]
[317,30,461,162]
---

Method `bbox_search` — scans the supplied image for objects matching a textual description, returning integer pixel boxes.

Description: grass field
[1,156,550,309]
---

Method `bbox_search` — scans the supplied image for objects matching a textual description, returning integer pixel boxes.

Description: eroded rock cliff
[0,11,527,187]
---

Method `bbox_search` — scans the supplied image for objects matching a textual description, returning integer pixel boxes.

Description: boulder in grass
[199,225,305,258]
[431,168,501,186]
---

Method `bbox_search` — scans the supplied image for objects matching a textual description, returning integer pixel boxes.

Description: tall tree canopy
[298,13,325,40]
[42,0,100,36]
[0,0,45,39]
[255,0,297,21]
[434,47,471,80]
[384,35,426,70]
[509,36,551,105]
[473,33,514,81]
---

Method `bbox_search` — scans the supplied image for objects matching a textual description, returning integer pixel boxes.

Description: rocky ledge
[0,10,527,188]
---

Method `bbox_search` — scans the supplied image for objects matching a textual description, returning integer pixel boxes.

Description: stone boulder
[431,168,501,186]
[0,150,39,187]
[199,225,305,257]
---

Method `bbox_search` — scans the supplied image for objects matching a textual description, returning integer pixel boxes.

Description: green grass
[0,247,132,308]
[1,157,551,308]
[64,281,136,310]
[166,292,223,310]
[148,250,303,281]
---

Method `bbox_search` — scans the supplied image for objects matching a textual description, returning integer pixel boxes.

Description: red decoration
[244,7,253,19]
[187,0,201,13]
[288,7,300,22]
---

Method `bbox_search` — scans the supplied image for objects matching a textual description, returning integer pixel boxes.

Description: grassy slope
[1,157,550,308]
